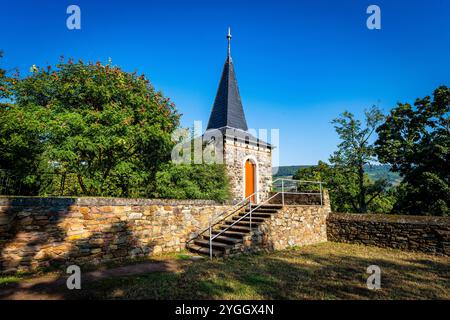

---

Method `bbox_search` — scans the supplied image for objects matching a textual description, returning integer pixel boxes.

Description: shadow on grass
[0,198,167,299]
[1,240,449,300]
[30,244,448,300]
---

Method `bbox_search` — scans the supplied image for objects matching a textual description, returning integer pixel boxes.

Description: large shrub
[154,163,230,202]
[1,59,180,197]
[375,86,449,216]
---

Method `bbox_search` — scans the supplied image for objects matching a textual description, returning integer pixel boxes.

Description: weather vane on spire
[227,27,232,58]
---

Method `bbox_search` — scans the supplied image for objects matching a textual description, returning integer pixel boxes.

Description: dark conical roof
[204,29,272,150]
[206,55,248,131]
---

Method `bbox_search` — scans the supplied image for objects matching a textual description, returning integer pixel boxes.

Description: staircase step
[202,234,242,245]
[239,213,272,218]
[251,204,283,210]
[232,216,266,223]
[217,224,252,233]
[193,239,231,251]
[223,220,262,227]
[211,230,246,239]
[245,208,278,213]
[187,244,223,257]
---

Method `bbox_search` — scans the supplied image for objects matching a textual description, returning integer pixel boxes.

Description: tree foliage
[154,163,230,202]
[329,107,390,213]
[1,57,231,201]
[375,86,450,216]
[294,107,394,213]
[0,51,15,106]
[1,59,181,197]
[294,160,395,213]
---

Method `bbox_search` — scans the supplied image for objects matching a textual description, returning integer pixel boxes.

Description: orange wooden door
[245,160,255,202]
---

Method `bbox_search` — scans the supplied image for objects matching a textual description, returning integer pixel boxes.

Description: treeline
[294,89,449,217]
[0,54,230,202]
[275,164,401,186]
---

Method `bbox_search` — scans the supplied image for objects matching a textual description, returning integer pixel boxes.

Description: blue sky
[1,0,449,165]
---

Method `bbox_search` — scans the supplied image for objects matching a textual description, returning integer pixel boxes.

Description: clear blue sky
[1,0,449,165]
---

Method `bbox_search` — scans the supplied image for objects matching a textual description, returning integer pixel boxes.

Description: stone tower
[204,28,273,203]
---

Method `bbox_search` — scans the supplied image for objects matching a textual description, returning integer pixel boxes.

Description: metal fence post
[250,207,252,231]
[209,223,212,259]
[319,182,323,206]
[281,179,285,206]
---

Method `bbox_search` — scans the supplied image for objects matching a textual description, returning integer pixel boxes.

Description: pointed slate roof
[206,29,248,131]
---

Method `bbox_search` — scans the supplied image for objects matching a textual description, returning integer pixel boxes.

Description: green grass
[74,242,449,300]
[0,275,22,286]
[2,243,448,299]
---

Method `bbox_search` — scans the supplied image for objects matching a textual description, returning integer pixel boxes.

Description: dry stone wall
[0,197,229,273]
[327,213,450,256]
[231,191,332,254]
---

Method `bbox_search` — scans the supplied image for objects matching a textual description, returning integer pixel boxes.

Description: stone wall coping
[0,196,222,207]
[329,212,450,226]
[282,204,326,208]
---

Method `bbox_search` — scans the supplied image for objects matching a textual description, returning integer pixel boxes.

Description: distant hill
[365,164,402,186]
[273,165,310,177]
[273,164,402,186]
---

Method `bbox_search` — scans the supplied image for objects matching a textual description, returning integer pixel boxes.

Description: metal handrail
[272,178,323,185]
[209,192,279,258]
[207,178,324,258]
[186,191,258,245]
[272,178,323,206]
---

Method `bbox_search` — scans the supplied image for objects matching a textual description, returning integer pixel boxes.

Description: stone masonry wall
[0,197,229,273]
[223,138,272,203]
[327,213,450,256]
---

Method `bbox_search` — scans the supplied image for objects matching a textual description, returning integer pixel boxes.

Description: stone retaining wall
[231,191,332,254]
[327,213,450,256]
[0,197,229,273]
[254,205,330,250]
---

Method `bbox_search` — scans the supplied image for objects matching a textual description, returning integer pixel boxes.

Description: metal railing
[185,192,257,246]
[272,178,323,206]
[0,169,145,197]
[0,171,23,196]
[203,178,323,259]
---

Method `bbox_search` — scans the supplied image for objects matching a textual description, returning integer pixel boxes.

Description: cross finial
[227,27,232,58]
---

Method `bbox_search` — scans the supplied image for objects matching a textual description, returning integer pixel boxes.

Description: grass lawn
[74,242,449,300]
[1,242,448,300]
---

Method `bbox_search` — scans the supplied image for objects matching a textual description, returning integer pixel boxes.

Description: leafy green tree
[294,160,394,213]
[2,59,180,197]
[294,107,393,213]
[0,51,17,108]
[1,51,43,194]
[329,107,389,213]
[375,86,449,216]
[0,51,11,102]
[154,163,230,202]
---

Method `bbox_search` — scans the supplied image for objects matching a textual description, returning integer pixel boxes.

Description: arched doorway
[245,159,256,203]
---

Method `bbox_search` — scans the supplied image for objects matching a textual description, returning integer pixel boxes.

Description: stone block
[128,212,143,219]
